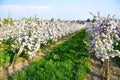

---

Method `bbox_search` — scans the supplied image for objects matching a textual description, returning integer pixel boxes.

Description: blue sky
[0,0,120,20]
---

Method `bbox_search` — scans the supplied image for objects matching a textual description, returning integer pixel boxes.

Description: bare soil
[86,54,120,80]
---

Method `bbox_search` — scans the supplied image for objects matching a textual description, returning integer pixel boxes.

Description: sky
[0,0,120,20]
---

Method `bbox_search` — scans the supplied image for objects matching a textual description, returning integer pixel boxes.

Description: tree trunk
[101,59,110,80]
[10,44,24,68]
[106,59,110,80]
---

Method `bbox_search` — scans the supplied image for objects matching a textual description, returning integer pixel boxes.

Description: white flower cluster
[86,14,120,61]
[0,17,80,58]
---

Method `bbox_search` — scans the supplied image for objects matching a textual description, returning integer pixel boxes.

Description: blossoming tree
[0,17,82,67]
[86,12,120,80]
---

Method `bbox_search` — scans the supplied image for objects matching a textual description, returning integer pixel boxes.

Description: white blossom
[0,17,81,58]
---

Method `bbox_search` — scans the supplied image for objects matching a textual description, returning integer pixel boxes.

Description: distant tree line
[86,18,96,23]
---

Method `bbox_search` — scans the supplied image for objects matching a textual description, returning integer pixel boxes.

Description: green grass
[10,29,90,80]
[113,41,120,67]
[0,49,10,67]
[0,39,16,67]
[0,48,15,67]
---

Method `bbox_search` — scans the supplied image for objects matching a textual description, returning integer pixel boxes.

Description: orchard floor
[86,54,120,80]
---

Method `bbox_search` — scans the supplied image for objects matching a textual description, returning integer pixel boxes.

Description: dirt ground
[86,54,120,80]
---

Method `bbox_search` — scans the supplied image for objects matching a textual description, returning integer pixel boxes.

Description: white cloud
[0,5,53,18]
